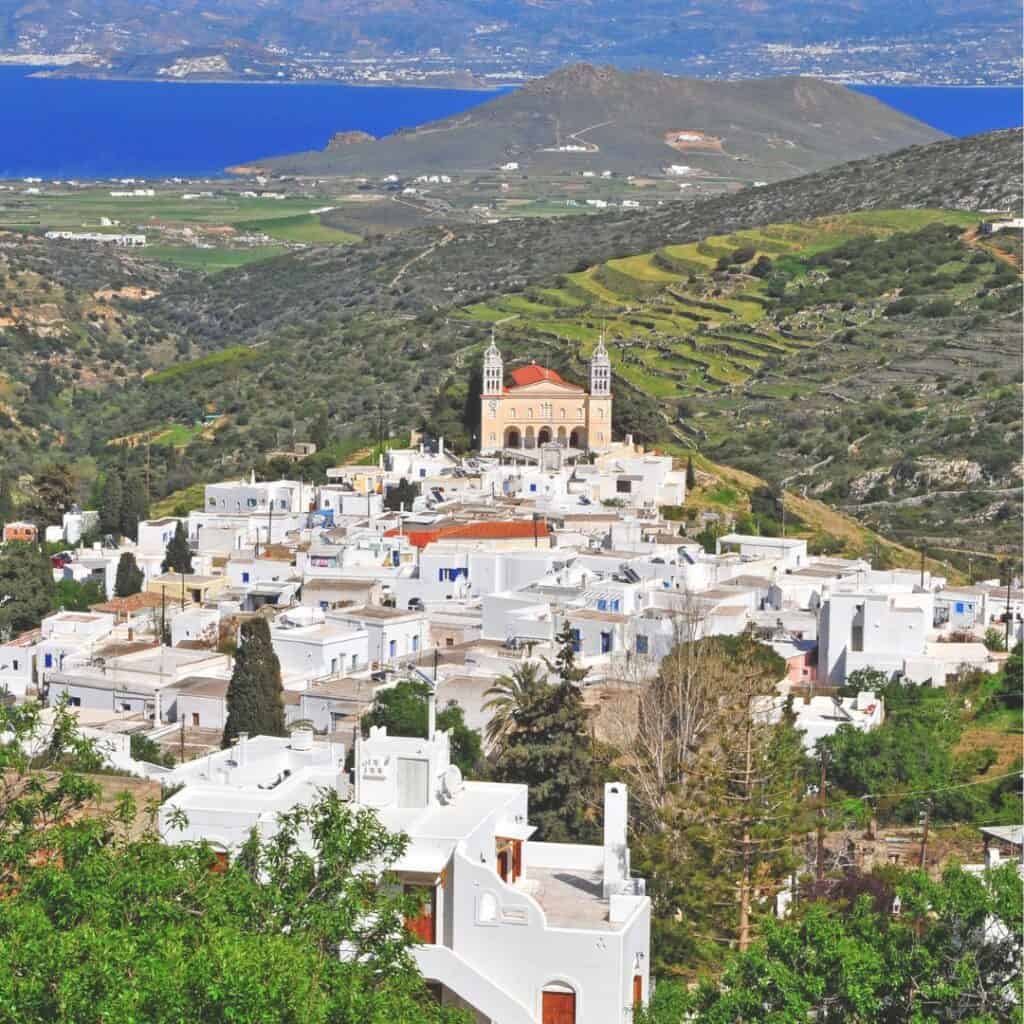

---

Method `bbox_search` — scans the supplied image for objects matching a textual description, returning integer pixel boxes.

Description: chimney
[602,782,630,898]
[427,685,437,741]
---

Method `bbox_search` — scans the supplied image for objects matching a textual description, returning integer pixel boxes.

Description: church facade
[479,339,613,454]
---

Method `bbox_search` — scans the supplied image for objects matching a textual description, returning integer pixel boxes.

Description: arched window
[527,407,534,419]
[560,407,566,419]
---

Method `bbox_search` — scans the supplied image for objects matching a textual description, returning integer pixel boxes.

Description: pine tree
[119,473,149,542]
[223,618,287,746]
[543,620,590,686]
[161,521,193,574]
[114,552,144,597]
[685,455,697,490]
[491,678,602,842]
[99,471,123,537]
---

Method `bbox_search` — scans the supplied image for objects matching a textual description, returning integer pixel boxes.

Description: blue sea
[0,66,1019,179]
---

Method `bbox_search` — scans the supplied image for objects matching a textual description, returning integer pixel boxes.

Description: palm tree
[482,661,547,752]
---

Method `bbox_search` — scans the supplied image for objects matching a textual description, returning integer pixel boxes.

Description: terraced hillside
[457,209,976,399]
[457,209,1021,571]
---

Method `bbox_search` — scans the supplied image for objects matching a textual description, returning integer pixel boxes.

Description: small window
[529,484,537,493]
[636,635,649,655]
[570,628,581,653]
[246,498,258,508]
[120,702,131,712]
[319,600,329,611]
[68,696,81,707]
[600,631,612,654]
[616,479,632,494]
[955,602,965,614]
[242,572,250,583]
[411,636,419,652]
[44,653,53,669]
[597,598,607,611]
[191,712,200,727]
[389,639,397,659]
[446,638,454,648]
[11,659,17,672]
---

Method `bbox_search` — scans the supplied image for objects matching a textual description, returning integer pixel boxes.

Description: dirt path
[389,226,454,288]
[961,227,1021,272]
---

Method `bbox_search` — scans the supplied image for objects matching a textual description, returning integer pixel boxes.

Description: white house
[160,726,650,1023]
[818,589,933,684]
[0,628,41,696]
[329,606,428,668]
[270,609,370,686]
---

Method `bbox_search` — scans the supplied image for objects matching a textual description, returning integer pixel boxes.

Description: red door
[404,884,436,944]
[542,991,575,1024]
[497,848,510,883]
[633,974,643,1009]
[512,839,523,882]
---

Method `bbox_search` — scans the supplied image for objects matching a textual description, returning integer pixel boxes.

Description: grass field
[137,245,285,272]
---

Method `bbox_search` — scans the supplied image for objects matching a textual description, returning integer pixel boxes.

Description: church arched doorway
[570,428,586,449]
[524,426,536,449]
[537,427,552,446]
[505,427,521,448]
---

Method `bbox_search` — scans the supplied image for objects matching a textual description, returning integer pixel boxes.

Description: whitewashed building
[160,725,650,1023]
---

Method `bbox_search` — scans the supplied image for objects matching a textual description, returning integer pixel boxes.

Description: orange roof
[385,519,549,549]
[509,364,567,388]
[90,593,164,615]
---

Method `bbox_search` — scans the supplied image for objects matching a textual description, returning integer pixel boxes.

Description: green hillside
[454,208,1021,572]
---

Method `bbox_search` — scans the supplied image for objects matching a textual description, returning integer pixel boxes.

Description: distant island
[240,64,944,183]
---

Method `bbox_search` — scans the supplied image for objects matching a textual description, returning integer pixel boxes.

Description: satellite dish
[441,764,463,801]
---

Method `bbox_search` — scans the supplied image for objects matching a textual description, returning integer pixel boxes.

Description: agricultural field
[0,184,357,269]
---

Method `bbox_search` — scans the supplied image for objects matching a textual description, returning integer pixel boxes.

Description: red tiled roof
[90,593,164,614]
[385,519,550,549]
[509,364,567,388]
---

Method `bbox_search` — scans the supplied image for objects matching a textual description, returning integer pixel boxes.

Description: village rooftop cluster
[0,350,1020,1022]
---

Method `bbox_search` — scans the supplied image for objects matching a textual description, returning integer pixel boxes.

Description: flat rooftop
[525,867,616,931]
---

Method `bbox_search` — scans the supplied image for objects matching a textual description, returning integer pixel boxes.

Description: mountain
[1,0,1018,84]
[254,65,944,180]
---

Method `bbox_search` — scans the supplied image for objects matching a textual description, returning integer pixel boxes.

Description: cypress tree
[119,473,149,542]
[161,521,193,574]
[223,617,286,746]
[99,471,123,537]
[114,552,144,597]
[685,455,697,490]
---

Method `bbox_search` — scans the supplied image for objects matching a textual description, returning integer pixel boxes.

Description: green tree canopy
[0,543,55,636]
[362,679,483,778]
[98,471,123,537]
[161,520,193,575]
[490,674,603,843]
[114,552,144,598]
[644,863,1023,1024]
[223,617,287,746]
[0,701,470,1024]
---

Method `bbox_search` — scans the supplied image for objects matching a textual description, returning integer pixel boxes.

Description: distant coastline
[2,64,1019,180]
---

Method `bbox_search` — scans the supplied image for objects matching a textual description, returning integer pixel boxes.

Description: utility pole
[738,708,753,953]
[816,749,828,886]
[1005,562,1013,651]
[918,799,933,869]
[268,498,274,552]
[919,547,926,589]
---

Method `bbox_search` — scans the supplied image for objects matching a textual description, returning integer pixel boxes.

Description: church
[479,338,613,454]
